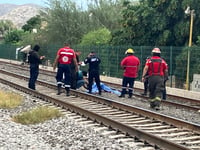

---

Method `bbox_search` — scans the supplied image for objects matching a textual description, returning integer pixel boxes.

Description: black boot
[99,90,102,95]
[150,97,161,110]
[119,94,125,98]
[57,85,62,95]
[65,87,70,96]
[128,93,132,98]
[150,101,156,108]
[141,92,147,96]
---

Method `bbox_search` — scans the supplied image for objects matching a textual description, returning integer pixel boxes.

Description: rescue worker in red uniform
[53,42,78,96]
[119,48,140,98]
[142,48,168,109]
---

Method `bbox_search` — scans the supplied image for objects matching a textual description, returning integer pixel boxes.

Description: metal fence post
[170,46,173,87]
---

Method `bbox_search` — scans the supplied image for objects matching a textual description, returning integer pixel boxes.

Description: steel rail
[1,65,199,112]
[1,60,200,106]
[0,69,199,133]
[0,77,192,150]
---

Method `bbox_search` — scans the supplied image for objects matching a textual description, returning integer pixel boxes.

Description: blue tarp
[90,82,121,96]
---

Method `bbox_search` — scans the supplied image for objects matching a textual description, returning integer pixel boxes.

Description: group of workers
[27,43,168,110]
[51,42,101,96]
[27,42,101,96]
[118,47,168,110]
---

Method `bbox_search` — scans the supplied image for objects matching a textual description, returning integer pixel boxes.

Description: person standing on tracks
[141,56,151,96]
[75,50,82,66]
[53,42,78,96]
[28,44,45,90]
[70,50,82,90]
[142,48,168,109]
[162,75,168,100]
[162,57,169,100]
[84,51,101,95]
[119,48,140,98]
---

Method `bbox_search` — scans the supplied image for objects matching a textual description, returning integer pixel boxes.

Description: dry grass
[0,90,63,125]
[0,90,23,109]
[13,106,63,125]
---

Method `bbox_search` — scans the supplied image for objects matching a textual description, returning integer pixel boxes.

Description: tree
[174,36,200,88]
[42,0,90,45]
[174,46,200,88]
[80,28,111,46]
[22,15,42,32]
[0,20,14,37]
[111,0,200,46]
[38,0,124,45]
[87,0,123,32]
[4,30,24,44]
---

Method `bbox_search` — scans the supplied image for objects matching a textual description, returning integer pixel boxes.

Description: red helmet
[152,48,161,53]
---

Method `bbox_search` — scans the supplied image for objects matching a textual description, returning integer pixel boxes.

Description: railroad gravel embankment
[0,61,200,150]
[0,83,137,150]
[2,63,200,125]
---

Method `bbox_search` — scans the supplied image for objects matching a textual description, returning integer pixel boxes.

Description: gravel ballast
[0,62,199,149]
[0,84,136,150]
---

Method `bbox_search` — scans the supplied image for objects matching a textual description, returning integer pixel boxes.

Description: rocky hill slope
[0,4,42,29]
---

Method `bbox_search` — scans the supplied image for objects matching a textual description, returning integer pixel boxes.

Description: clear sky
[0,0,87,9]
[0,0,47,6]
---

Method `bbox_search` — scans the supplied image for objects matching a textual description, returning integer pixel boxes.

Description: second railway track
[0,62,200,150]
[1,60,200,112]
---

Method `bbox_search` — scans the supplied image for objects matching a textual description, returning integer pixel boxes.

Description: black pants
[148,76,164,99]
[56,64,71,88]
[28,64,39,90]
[162,80,167,100]
[121,76,135,95]
[70,67,77,90]
[88,71,101,93]
[143,77,149,94]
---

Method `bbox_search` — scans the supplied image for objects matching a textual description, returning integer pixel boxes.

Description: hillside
[0,4,19,16]
[0,4,42,29]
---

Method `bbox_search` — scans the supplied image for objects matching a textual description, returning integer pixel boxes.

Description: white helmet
[152,48,161,53]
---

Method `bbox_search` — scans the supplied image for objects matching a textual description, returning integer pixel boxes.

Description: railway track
[0,63,200,149]
[1,60,200,112]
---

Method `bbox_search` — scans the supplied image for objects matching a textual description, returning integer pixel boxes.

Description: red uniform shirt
[57,46,76,64]
[121,55,140,78]
[146,56,168,76]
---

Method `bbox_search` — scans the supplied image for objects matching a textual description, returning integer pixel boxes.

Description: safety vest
[150,58,162,76]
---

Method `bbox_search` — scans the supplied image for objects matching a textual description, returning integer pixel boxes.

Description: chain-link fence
[1,44,199,90]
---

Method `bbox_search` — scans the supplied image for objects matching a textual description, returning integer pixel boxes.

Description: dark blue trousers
[56,64,71,88]
[28,64,39,90]
[121,76,135,95]
[88,71,101,94]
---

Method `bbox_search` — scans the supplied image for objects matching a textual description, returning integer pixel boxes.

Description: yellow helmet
[125,48,134,54]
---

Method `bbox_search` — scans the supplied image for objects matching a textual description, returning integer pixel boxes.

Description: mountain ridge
[0,4,42,29]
